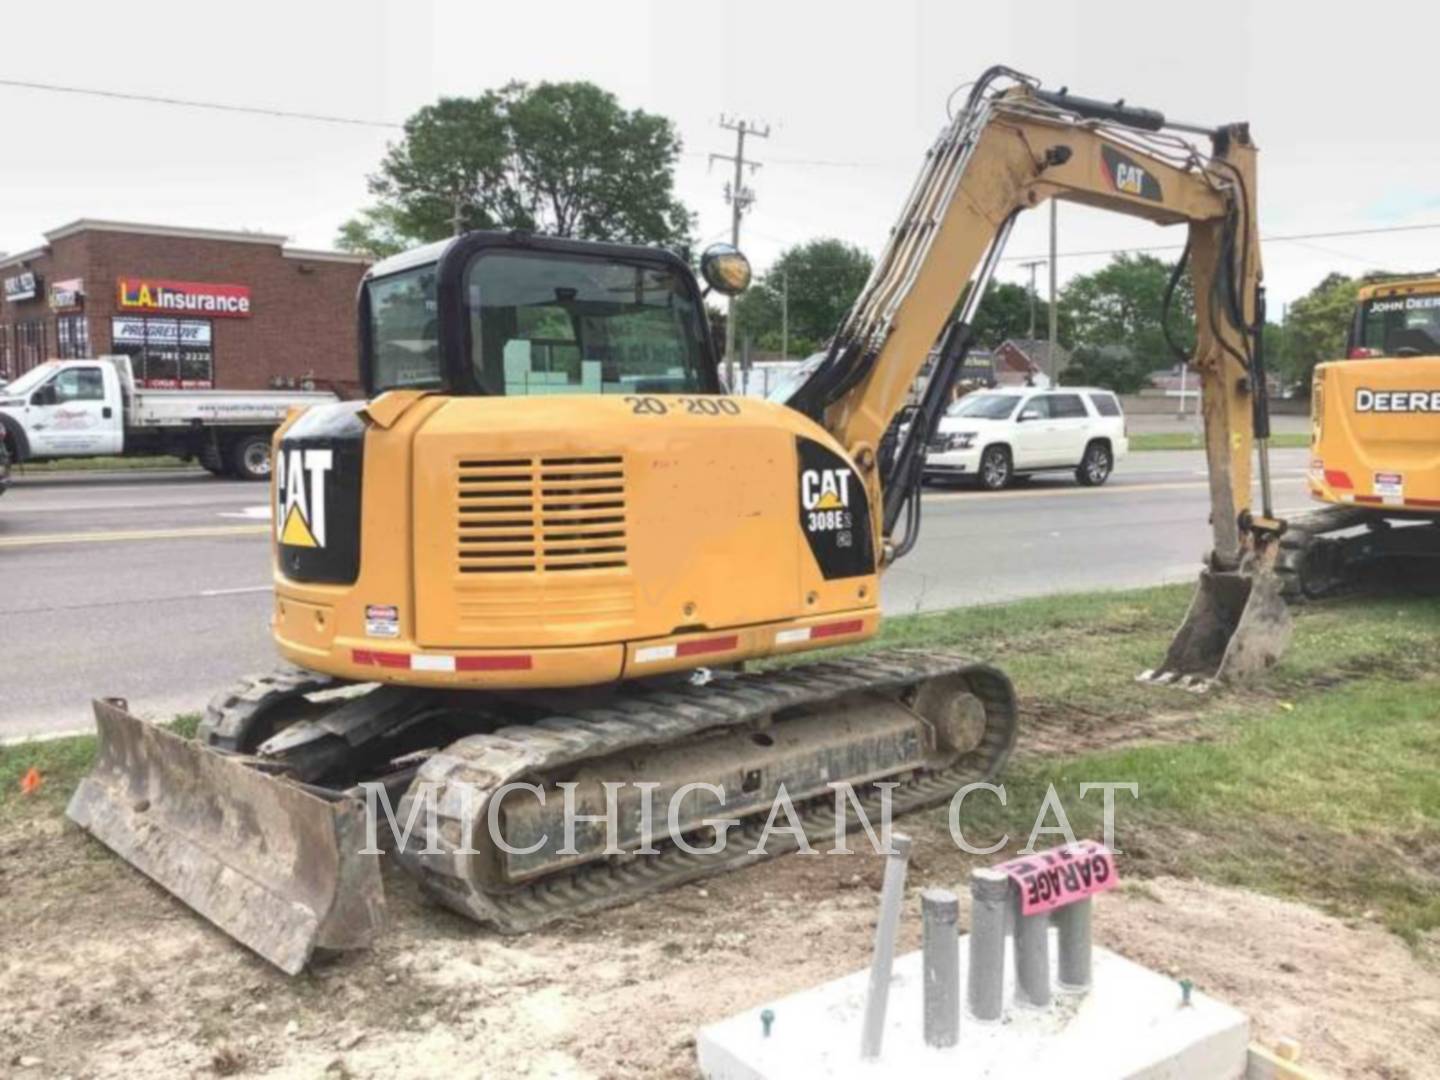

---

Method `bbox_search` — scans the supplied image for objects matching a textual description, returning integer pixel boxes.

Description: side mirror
[31,385,56,406]
[700,243,752,296]
[1018,408,1042,422]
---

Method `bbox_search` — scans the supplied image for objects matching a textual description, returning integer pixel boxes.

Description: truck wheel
[230,435,272,482]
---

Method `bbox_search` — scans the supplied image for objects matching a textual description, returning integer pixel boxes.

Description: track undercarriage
[69,651,1017,973]
[1276,504,1440,599]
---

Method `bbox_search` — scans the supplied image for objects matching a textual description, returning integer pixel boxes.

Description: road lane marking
[924,474,1310,503]
[219,506,273,520]
[199,584,272,597]
[925,480,1207,501]
[0,524,269,548]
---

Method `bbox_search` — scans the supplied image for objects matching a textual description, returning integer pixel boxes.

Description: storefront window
[110,317,213,388]
[56,315,91,359]
[15,321,47,375]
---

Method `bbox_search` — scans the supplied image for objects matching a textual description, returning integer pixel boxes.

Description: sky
[2,0,1438,311]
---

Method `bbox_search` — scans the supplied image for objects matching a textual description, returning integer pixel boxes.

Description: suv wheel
[1076,441,1112,487]
[978,446,1012,491]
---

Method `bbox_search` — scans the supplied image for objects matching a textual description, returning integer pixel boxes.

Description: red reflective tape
[1407,497,1440,508]
[455,654,533,672]
[811,618,865,640]
[1355,495,1383,505]
[675,634,739,658]
[352,649,409,668]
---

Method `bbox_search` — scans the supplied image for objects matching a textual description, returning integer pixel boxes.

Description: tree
[338,82,693,256]
[1058,253,1193,390]
[733,239,874,357]
[1280,272,1359,393]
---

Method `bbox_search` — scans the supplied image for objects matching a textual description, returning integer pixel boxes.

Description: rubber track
[1275,504,1376,600]
[395,649,1017,933]
[198,664,338,751]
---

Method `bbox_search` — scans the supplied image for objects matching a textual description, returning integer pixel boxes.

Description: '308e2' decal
[795,437,875,580]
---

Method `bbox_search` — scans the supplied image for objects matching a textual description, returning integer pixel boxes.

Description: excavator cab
[356,233,743,401]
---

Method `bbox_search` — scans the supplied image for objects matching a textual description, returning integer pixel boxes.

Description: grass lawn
[1131,431,1311,451]
[5,583,1437,942]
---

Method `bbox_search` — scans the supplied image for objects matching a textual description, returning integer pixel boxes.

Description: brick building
[0,220,370,396]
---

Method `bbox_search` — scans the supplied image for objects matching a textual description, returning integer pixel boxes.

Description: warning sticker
[365,604,400,639]
[1374,472,1404,505]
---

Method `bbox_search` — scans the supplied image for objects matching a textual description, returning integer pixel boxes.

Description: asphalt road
[0,448,1311,739]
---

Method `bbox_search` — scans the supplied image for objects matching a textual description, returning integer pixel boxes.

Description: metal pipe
[1012,895,1051,1008]
[967,868,1009,1021]
[1054,898,1093,991]
[921,888,960,1048]
[860,832,913,1061]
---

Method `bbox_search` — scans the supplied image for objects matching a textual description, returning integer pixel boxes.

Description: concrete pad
[698,929,1249,1079]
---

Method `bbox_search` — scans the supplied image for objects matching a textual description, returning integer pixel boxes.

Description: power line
[1002,221,1440,263]
[0,77,403,129]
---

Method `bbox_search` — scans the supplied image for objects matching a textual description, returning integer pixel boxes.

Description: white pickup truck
[0,356,336,480]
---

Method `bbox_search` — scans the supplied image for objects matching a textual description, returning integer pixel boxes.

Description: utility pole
[1048,201,1059,385]
[1019,259,1045,339]
[711,116,769,388]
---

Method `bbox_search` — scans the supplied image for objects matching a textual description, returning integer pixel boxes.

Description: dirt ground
[3,800,1437,1080]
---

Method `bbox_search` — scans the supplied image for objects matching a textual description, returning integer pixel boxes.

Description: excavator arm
[792,67,1289,685]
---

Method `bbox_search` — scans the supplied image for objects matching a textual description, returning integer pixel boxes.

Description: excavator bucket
[1140,562,1292,691]
[67,700,385,975]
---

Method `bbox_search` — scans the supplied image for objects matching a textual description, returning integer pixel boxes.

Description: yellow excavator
[1280,275,1440,594]
[68,67,1290,974]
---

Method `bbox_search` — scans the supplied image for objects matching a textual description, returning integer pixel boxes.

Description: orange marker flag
[19,767,42,795]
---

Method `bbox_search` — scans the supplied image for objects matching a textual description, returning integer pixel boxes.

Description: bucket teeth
[1145,563,1292,689]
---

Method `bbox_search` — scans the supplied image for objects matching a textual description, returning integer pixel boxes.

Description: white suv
[924,387,1128,489]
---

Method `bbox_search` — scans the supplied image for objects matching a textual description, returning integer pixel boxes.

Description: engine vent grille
[456,455,627,574]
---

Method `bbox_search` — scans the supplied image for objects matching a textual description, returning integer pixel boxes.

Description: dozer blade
[67,700,385,975]
[1139,564,1292,691]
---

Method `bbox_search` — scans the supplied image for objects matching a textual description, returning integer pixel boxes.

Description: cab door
[26,364,123,457]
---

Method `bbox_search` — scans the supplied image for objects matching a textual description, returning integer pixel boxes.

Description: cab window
[465,252,708,396]
[1357,294,1440,357]
[41,366,105,403]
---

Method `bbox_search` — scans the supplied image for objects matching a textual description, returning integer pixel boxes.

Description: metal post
[967,868,1009,1022]
[860,832,912,1061]
[1012,894,1051,1008]
[921,888,960,1048]
[1048,199,1059,381]
[1054,898,1093,991]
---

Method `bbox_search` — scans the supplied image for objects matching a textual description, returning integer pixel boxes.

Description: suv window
[1049,393,1088,419]
[1087,392,1122,417]
[1018,396,1052,420]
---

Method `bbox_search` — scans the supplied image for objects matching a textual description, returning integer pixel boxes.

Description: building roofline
[0,220,368,271]
[282,247,371,266]
[45,218,290,247]
[0,246,49,271]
